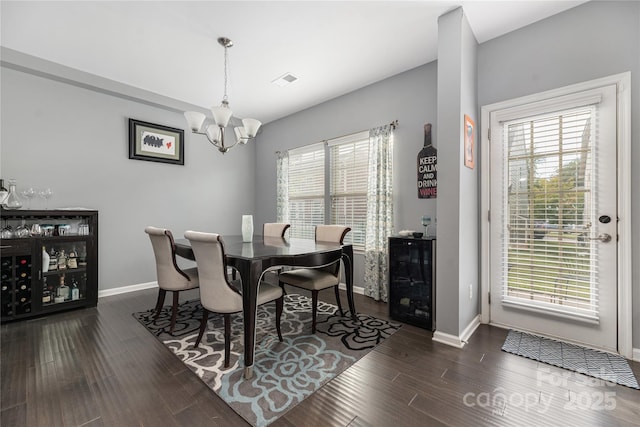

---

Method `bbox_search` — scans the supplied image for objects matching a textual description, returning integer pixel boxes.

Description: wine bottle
[42,277,51,304]
[48,248,58,271]
[67,247,78,269]
[57,249,67,270]
[71,277,80,301]
[57,275,69,301]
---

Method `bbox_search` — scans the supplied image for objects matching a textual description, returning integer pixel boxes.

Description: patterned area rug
[502,330,639,389]
[133,294,400,426]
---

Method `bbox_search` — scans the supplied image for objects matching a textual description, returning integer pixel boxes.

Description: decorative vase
[242,215,254,242]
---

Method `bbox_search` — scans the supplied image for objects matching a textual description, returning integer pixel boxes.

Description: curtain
[364,124,394,302]
[276,151,289,223]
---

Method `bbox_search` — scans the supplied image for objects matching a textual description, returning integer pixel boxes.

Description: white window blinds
[287,143,325,240]
[329,131,369,249]
[502,105,599,320]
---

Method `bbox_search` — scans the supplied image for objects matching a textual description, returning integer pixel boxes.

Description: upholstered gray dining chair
[263,222,290,238]
[145,226,200,335]
[278,225,350,333]
[184,230,283,367]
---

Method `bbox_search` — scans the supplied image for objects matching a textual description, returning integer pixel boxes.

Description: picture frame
[129,119,184,165]
[464,114,475,169]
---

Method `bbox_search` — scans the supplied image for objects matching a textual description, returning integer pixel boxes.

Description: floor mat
[502,330,639,389]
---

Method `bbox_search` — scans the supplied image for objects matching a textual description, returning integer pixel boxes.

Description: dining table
[174,234,355,379]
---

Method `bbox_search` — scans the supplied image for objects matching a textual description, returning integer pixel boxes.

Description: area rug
[502,330,639,389]
[133,294,400,426]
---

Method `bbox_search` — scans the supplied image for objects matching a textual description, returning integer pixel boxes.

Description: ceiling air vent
[271,72,298,87]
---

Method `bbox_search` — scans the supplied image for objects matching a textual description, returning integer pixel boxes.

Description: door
[489,84,618,352]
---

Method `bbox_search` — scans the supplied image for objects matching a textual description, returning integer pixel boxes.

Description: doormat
[133,294,400,426]
[502,330,639,389]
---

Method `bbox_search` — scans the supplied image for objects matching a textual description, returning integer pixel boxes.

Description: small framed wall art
[464,114,475,169]
[129,119,184,165]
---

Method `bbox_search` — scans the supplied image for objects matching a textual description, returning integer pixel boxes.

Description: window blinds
[287,143,325,240]
[502,106,599,320]
[329,131,369,249]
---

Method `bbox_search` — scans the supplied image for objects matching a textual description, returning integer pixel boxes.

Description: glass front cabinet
[1,209,98,322]
[388,236,436,330]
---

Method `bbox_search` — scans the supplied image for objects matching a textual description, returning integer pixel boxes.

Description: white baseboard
[432,315,481,349]
[98,281,364,299]
[633,347,640,362]
[338,283,365,295]
[98,281,157,298]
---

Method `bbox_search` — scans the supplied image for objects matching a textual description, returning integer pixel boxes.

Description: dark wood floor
[2,287,639,427]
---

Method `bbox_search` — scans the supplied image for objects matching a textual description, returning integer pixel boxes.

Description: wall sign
[418,123,437,199]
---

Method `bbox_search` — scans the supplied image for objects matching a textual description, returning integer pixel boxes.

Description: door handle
[588,233,612,243]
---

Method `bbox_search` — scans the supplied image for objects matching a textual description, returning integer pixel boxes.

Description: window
[285,131,370,249]
[287,143,325,240]
[329,131,369,248]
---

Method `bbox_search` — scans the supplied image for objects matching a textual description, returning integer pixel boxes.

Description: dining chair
[278,225,350,333]
[263,222,290,238]
[145,226,200,335]
[184,230,284,367]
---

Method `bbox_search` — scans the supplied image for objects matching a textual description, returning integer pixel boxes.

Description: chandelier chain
[222,45,229,103]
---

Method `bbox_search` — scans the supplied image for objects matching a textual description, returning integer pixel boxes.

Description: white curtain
[364,125,394,302]
[276,151,289,223]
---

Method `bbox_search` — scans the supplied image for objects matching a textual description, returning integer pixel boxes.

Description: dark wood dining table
[174,235,355,379]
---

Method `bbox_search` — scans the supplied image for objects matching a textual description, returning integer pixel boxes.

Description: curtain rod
[275,120,398,155]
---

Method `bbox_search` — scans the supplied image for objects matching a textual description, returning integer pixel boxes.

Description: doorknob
[588,233,612,243]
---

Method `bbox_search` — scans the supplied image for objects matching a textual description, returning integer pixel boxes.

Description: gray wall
[477,0,640,350]
[1,53,256,291]
[254,62,439,287]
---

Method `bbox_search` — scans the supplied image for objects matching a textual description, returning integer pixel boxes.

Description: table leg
[236,259,262,379]
[342,245,357,320]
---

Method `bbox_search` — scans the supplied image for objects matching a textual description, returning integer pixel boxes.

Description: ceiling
[1,1,587,124]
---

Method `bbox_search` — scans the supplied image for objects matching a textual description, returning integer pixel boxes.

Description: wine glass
[39,188,53,209]
[421,216,431,236]
[21,187,35,209]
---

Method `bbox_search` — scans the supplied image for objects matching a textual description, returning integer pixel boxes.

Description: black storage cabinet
[388,236,436,330]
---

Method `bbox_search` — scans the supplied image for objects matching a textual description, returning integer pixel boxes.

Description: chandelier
[184,37,261,154]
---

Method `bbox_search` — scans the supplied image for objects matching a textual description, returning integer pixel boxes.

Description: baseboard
[98,281,157,298]
[338,283,365,295]
[633,347,640,362]
[432,315,481,349]
[98,281,364,299]
[461,315,481,344]
[432,331,466,348]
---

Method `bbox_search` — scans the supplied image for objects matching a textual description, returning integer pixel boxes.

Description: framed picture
[464,114,475,169]
[129,119,184,165]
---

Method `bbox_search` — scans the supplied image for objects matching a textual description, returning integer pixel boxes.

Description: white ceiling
[1,1,587,124]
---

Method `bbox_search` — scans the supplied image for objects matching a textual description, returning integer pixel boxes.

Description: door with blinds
[489,84,618,352]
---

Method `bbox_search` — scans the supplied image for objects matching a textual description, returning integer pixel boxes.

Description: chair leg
[311,290,318,334]
[278,280,288,296]
[275,296,283,342]
[195,309,209,348]
[153,289,167,323]
[169,291,179,334]
[333,285,344,316]
[224,313,231,368]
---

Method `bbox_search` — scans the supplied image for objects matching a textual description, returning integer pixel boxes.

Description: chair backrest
[263,223,290,238]
[315,225,351,276]
[145,226,192,290]
[315,225,351,244]
[184,230,241,312]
